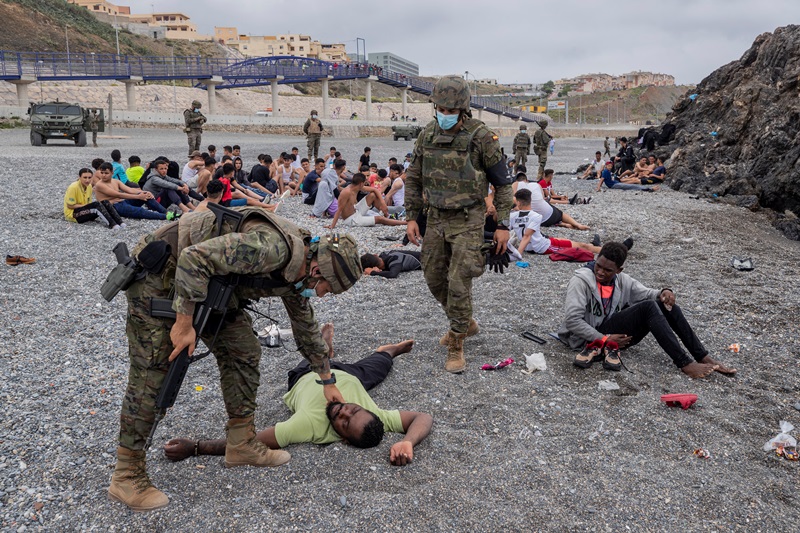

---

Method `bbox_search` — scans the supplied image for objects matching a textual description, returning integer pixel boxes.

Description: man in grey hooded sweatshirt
[558,242,737,379]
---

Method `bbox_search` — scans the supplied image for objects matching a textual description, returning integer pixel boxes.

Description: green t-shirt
[126,166,145,183]
[274,371,403,448]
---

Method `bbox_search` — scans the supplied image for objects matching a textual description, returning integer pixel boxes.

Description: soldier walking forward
[513,124,531,170]
[404,76,513,374]
[108,207,362,511]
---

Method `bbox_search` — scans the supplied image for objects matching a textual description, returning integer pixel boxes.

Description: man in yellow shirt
[64,168,123,229]
[164,325,432,466]
[125,155,145,184]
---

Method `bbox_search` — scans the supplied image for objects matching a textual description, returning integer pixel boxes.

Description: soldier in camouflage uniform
[183,100,206,157]
[532,118,552,180]
[108,207,362,511]
[303,110,324,160]
[405,76,513,374]
[513,124,531,170]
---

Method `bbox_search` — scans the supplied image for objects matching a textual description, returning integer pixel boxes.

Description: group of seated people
[577,140,666,193]
[306,147,412,230]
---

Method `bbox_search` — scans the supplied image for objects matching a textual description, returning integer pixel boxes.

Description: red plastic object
[661,393,698,410]
[481,358,514,371]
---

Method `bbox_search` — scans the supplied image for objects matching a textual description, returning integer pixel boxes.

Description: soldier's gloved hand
[485,244,510,274]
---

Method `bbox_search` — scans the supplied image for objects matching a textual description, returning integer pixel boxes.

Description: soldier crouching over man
[164,324,433,467]
[107,205,362,511]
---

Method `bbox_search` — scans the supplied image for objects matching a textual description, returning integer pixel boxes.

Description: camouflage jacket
[533,128,552,154]
[184,109,206,130]
[405,117,512,222]
[513,131,531,152]
[133,207,331,374]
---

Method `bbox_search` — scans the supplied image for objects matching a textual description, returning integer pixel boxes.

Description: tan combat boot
[108,447,169,511]
[224,416,291,468]
[445,331,468,373]
[439,319,480,346]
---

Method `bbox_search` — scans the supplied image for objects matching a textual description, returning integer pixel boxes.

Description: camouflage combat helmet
[191,100,202,108]
[310,110,318,115]
[430,76,471,110]
[313,233,362,294]
[536,117,548,129]
[520,124,527,130]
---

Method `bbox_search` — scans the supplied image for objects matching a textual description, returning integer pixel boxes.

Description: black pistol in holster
[100,242,141,302]
[144,203,245,450]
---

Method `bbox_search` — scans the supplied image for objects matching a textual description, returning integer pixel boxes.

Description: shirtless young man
[326,173,408,229]
[93,163,167,220]
[274,154,302,196]
[621,155,661,184]
[619,156,653,180]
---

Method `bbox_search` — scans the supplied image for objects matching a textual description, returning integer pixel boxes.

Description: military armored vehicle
[27,102,104,147]
[392,123,423,141]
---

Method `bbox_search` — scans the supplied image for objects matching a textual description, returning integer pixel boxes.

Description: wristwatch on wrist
[315,373,337,385]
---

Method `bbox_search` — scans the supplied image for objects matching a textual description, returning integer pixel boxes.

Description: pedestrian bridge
[0,51,547,123]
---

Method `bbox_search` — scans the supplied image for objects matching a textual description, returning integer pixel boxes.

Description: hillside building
[68,1,208,40]
[216,29,347,61]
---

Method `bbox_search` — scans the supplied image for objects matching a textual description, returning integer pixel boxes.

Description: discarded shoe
[574,339,604,369]
[6,255,36,266]
[622,237,634,251]
[591,234,601,247]
[731,257,754,271]
[602,341,622,371]
[569,193,579,205]
[661,393,698,410]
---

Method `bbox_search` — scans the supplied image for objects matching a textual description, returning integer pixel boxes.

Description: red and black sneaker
[574,339,605,369]
[602,341,622,371]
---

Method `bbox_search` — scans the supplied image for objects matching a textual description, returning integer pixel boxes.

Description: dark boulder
[660,25,800,239]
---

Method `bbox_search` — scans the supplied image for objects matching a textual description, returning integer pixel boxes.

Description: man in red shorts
[510,189,628,256]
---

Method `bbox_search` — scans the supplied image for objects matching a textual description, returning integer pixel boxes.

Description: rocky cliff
[662,25,800,239]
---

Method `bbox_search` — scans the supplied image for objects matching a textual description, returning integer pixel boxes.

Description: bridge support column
[322,75,332,120]
[498,114,502,125]
[9,76,36,108]
[271,76,284,118]
[203,76,223,115]
[401,87,408,119]
[477,108,483,120]
[121,77,142,112]
[365,75,378,121]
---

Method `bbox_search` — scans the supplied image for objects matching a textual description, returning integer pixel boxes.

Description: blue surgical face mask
[436,111,459,130]
[300,288,317,298]
[312,114,318,119]
[194,108,200,112]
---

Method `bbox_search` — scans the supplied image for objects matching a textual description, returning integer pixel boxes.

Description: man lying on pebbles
[558,242,738,379]
[165,324,433,466]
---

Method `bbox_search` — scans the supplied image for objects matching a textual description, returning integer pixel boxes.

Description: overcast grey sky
[125,0,797,85]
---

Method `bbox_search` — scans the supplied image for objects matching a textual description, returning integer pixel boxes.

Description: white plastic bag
[524,352,547,372]
[763,421,796,451]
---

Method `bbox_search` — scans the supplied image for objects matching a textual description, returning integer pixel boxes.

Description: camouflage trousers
[514,150,528,171]
[537,153,548,179]
[187,130,202,156]
[119,271,262,451]
[307,134,321,160]
[91,129,98,146]
[420,206,486,334]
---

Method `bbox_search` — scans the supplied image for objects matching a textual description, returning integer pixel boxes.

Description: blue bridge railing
[0,51,543,122]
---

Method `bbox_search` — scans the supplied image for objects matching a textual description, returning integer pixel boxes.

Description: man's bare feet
[652,186,661,192]
[321,323,334,359]
[700,356,737,375]
[681,361,718,379]
[573,223,590,231]
[376,339,415,358]
[163,438,194,462]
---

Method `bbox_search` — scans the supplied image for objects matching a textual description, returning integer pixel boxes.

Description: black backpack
[658,124,677,145]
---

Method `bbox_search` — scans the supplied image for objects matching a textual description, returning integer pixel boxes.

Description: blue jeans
[611,182,653,191]
[114,199,167,220]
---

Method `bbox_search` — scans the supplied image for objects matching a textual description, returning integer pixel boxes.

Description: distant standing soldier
[603,136,611,158]
[405,75,513,374]
[183,100,206,157]
[303,110,324,160]
[90,109,100,147]
[512,124,531,170]
[107,207,363,511]
[532,118,552,180]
